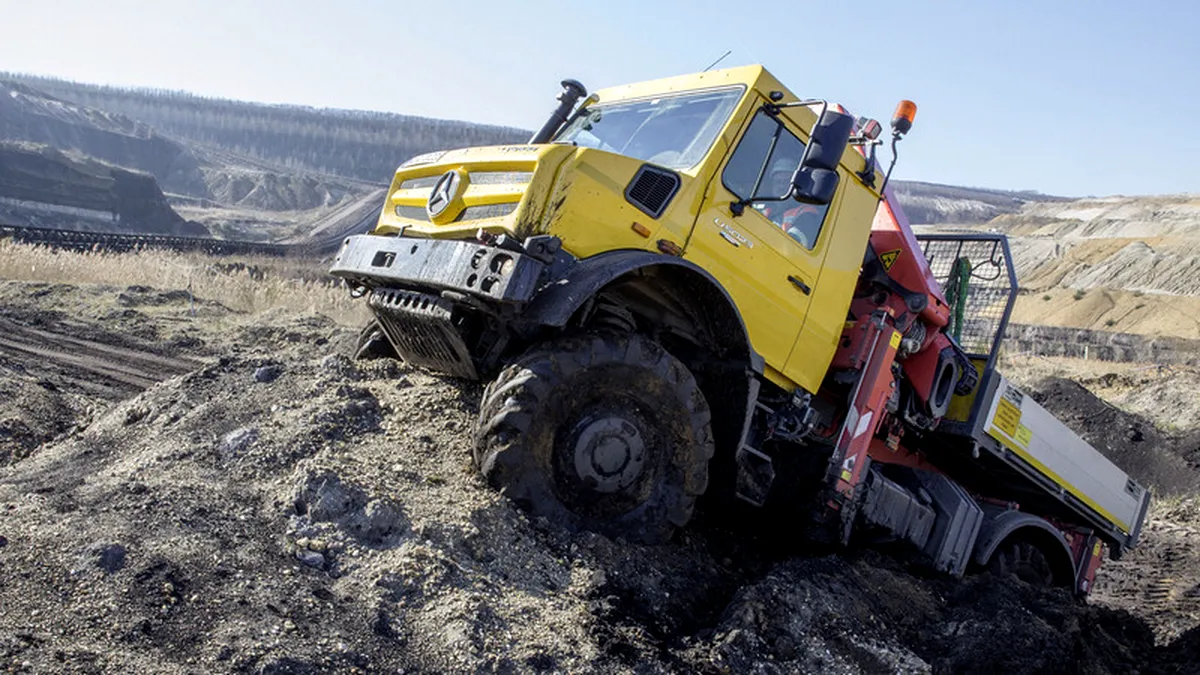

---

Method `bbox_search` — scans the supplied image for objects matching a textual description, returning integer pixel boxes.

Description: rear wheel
[473,333,714,544]
[988,539,1056,587]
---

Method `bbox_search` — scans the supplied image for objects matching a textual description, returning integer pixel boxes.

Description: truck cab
[359,65,878,393]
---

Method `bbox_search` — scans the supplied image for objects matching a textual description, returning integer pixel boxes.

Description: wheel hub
[572,416,647,493]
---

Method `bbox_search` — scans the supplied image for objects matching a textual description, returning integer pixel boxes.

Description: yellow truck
[331,65,1149,593]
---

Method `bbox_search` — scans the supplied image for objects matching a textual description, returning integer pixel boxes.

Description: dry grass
[998,353,1149,385]
[0,240,370,326]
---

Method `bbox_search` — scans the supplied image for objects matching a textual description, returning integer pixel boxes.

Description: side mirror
[792,109,854,205]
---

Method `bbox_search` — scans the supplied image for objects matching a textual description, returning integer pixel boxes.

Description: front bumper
[329,234,546,303]
[330,234,549,379]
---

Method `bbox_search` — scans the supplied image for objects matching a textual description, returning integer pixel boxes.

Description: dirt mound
[1086,366,1200,434]
[4,345,1169,674]
[1024,377,1199,495]
[1155,623,1200,673]
[1,281,1198,673]
[693,553,1154,674]
[1002,362,1200,647]
[0,375,85,465]
[0,340,674,672]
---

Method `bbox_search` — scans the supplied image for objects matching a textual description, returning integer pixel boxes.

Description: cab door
[685,106,837,388]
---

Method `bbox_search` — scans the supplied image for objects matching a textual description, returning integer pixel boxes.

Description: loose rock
[86,542,127,574]
[255,364,284,383]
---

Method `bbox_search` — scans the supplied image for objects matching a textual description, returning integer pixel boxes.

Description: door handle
[788,275,812,295]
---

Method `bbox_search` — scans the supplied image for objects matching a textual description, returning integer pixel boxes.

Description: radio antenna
[703,50,732,72]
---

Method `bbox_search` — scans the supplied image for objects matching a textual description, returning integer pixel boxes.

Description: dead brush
[0,239,369,325]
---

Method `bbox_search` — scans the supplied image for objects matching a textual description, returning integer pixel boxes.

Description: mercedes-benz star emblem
[426,170,461,218]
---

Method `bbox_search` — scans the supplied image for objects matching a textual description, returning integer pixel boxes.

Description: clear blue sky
[2,0,1197,197]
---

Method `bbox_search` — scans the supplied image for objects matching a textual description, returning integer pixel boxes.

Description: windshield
[553,87,744,170]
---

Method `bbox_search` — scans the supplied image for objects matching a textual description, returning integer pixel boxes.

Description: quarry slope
[0,79,370,232]
[932,193,1200,340]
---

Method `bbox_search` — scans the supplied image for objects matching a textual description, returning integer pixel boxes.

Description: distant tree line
[3,73,532,182]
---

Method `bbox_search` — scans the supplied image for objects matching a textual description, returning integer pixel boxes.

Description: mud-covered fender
[521,250,763,480]
[973,507,1075,580]
[523,249,761,371]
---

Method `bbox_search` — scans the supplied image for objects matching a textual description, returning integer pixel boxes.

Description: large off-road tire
[474,333,714,544]
[353,321,398,361]
[988,539,1056,587]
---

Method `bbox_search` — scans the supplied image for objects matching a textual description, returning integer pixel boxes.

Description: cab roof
[591,65,799,106]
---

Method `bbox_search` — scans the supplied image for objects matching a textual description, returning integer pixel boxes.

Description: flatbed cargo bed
[915,233,1150,554]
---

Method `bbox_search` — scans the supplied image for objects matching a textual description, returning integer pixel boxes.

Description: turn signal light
[892,100,917,136]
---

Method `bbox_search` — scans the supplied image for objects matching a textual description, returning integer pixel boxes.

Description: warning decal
[1014,423,1033,448]
[879,249,901,271]
[993,398,1022,438]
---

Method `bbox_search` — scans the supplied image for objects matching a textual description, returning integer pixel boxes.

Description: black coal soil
[1028,376,1200,497]
[1,281,1199,673]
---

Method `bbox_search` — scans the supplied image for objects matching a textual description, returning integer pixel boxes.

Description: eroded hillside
[0,80,370,229]
[919,194,1200,340]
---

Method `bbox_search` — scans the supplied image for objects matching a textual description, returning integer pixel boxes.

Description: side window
[721,110,832,250]
[723,113,778,198]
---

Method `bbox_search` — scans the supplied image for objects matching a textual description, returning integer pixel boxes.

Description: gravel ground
[2,281,1199,674]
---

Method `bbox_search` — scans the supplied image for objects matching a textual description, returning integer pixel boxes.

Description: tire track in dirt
[0,317,204,395]
[1093,517,1200,642]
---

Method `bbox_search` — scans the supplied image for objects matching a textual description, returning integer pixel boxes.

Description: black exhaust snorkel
[529,79,588,144]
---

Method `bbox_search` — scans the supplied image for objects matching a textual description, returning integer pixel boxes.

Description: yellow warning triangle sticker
[879,249,901,271]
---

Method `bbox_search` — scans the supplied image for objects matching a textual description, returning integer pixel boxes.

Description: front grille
[402,171,532,189]
[369,288,477,379]
[457,202,518,221]
[394,205,430,221]
[469,171,533,185]
[394,170,529,224]
[399,176,441,190]
[625,165,681,219]
[394,202,518,223]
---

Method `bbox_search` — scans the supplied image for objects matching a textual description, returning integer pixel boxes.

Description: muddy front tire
[353,321,398,361]
[473,333,714,544]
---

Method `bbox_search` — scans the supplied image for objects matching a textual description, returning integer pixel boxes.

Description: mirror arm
[731,192,793,217]
[876,133,902,203]
[855,140,880,188]
[770,98,828,110]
